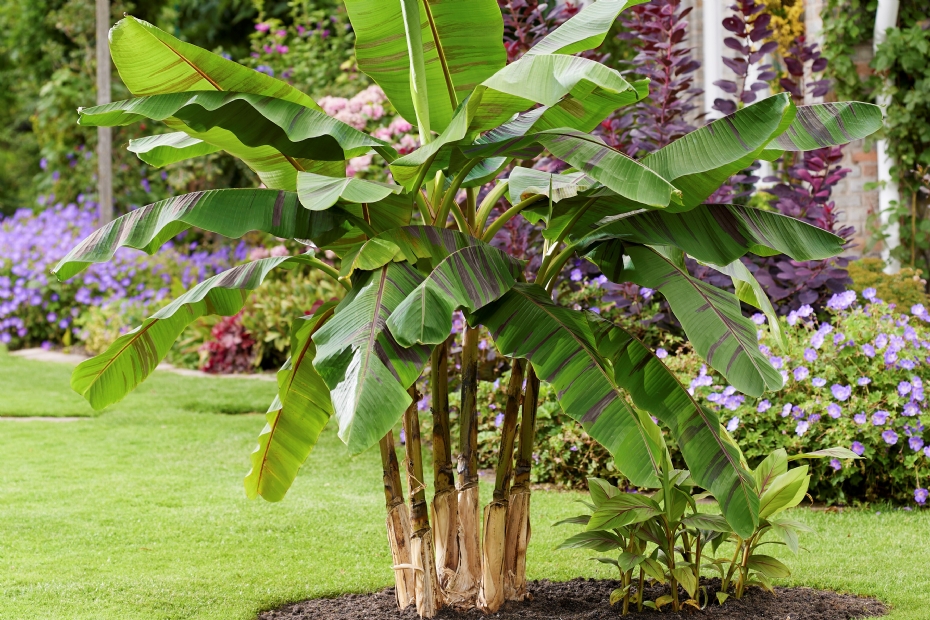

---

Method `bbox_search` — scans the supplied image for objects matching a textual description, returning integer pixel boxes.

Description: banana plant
[54,2,881,617]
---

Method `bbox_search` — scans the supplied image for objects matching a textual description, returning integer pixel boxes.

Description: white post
[874,0,900,273]
[702,0,725,119]
[95,0,113,224]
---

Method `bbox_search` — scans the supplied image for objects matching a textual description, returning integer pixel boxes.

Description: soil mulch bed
[258,577,887,620]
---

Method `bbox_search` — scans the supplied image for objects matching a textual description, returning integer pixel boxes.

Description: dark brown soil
[258,578,887,620]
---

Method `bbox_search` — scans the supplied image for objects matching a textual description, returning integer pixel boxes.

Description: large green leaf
[311,263,431,454]
[339,225,484,277]
[591,316,759,537]
[52,190,350,280]
[245,302,338,502]
[388,57,649,188]
[344,0,506,134]
[526,0,647,56]
[473,283,662,488]
[127,132,222,167]
[322,195,417,256]
[577,203,846,265]
[762,101,884,158]
[702,259,788,350]
[296,172,401,211]
[641,94,794,209]
[622,245,782,397]
[78,92,391,162]
[108,16,327,190]
[387,243,523,346]
[72,254,327,410]
[508,168,597,205]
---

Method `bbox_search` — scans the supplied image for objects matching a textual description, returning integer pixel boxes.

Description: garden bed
[258,578,887,619]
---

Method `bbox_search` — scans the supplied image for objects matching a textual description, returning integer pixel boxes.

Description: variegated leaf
[762,101,883,157]
[245,301,338,501]
[472,283,662,488]
[127,132,222,167]
[72,254,329,410]
[339,225,485,277]
[526,0,648,56]
[387,243,523,346]
[621,245,782,397]
[591,315,759,537]
[52,190,349,280]
[296,172,401,212]
[311,263,431,454]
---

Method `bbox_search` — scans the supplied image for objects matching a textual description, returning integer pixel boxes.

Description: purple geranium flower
[795,420,809,436]
[881,429,898,445]
[494,413,505,427]
[863,287,877,300]
[872,410,890,425]
[812,377,827,388]
[829,458,842,471]
[827,290,857,311]
[909,436,925,452]
[862,343,876,358]
[804,348,818,362]
[904,402,920,417]
[827,403,842,419]
[851,441,865,456]
[831,384,852,401]
[916,488,929,505]
[751,313,766,325]
[781,403,793,417]
[757,399,771,412]
[857,377,872,386]
[726,417,739,432]
[794,367,809,381]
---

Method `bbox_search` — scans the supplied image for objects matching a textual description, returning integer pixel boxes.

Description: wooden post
[95,0,113,224]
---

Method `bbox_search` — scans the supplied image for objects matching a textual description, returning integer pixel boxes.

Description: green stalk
[513,364,540,489]
[481,195,544,242]
[403,387,430,534]
[475,180,509,234]
[306,257,351,291]
[431,340,455,495]
[434,160,480,228]
[459,326,481,491]
[399,0,430,144]
[536,196,597,281]
[637,567,645,612]
[660,467,680,612]
[542,243,579,292]
[493,359,525,501]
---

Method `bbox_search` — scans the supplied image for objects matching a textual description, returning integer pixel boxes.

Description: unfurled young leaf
[787,447,863,461]
[556,531,624,552]
[759,466,810,519]
[754,449,789,494]
[296,172,401,211]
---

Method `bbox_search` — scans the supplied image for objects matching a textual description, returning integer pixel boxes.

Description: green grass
[1,352,928,619]
[0,351,277,417]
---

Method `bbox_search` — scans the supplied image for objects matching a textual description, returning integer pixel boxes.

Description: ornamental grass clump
[52,2,879,617]
[679,290,930,506]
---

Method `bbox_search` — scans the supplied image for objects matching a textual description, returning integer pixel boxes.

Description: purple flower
[909,436,925,452]
[827,403,842,419]
[639,287,654,300]
[399,428,406,444]
[872,410,890,426]
[810,332,825,349]
[255,22,270,31]
[724,395,744,411]
[255,65,274,76]
[795,420,809,436]
[831,384,852,401]
[804,348,818,362]
[757,399,771,413]
[494,413,505,428]
[884,350,898,365]
[570,268,583,282]
[770,356,783,369]
[829,458,842,471]
[851,441,865,456]
[812,377,827,388]
[862,343,876,357]
[726,416,740,432]
[793,366,809,381]
[925,446,930,459]
[911,303,926,317]
[898,381,913,397]
[798,305,814,318]
[781,403,793,417]
[569,445,578,452]
[854,412,867,425]
[875,333,889,350]
[901,360,916,370]
[751,313,766,325]
[655,347,668,359]
[863,287,877,301]
[857,377,872,386]
[882,430,898,445]
[827,290,857,311]
[915,488,929,505]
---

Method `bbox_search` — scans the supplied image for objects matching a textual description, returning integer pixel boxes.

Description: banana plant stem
[434,160,479,228]
[481,195,544,242]
[492,359,525,501]
[475,180,509,234]
[307,257,351,291]
[542,243,579,293]
[536,196,597,281]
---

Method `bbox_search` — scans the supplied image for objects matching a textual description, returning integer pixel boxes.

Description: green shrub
[848,257,928,310]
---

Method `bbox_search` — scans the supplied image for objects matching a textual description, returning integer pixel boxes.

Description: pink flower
[255,22,270,32]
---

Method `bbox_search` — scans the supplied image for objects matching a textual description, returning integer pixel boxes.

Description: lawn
[1,352,928,620]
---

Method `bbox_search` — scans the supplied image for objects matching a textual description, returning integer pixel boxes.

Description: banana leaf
[127,132,222,167]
